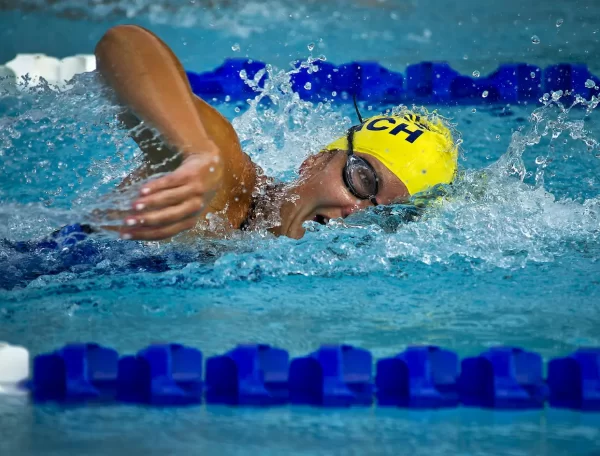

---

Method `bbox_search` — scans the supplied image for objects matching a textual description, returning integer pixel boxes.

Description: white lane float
[0,53,96,89]
[0,342,30,395]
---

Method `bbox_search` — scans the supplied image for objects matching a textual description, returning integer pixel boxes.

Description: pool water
[1,1,600,455]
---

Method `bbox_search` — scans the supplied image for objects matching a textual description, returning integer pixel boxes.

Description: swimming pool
[1,0,600,455]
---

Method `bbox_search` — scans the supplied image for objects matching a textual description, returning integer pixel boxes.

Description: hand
[119,149,223,241]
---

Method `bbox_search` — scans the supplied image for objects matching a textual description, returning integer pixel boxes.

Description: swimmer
[94,25,458,241]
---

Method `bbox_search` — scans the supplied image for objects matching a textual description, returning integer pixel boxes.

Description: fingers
[120,199,202,240]
[131,185,194,212]
[124,178,206,229]
[139,153,220,196]
[111,153,223,241]
[121,216,199,241]
[139,171,186,195]
[123,198,204,232]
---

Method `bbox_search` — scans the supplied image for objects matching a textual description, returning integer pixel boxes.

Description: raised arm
[95,25,256,240]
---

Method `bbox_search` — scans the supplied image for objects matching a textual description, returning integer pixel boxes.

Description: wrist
[180,138,220,160]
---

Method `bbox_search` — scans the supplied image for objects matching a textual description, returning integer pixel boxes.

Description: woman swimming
[94,25,458,241]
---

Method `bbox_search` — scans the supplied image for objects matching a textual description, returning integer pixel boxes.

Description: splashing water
[0,56,599,292]
[232,56,350,178]
[2,4,600,454]
[233,61,600,269]
[0,73,142,236]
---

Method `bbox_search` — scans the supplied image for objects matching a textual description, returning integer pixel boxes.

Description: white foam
[0,342,30,395]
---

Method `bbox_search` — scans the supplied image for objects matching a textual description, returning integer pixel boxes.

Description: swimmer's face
[276,150,410,239]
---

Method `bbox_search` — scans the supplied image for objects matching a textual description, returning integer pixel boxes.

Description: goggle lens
[343,155,379,201]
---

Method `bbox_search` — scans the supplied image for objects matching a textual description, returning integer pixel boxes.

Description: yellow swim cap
[323,113,458,196]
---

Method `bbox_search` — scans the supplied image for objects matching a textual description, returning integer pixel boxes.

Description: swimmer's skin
[95,25,410,240]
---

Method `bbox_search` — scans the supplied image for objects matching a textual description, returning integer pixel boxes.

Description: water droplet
[225,95,231,102]
[482,90,489,98]
[531,35,540,44]
[585,79,597,88]
[495,135,500,140]
[231,43,240,52]
[304,82,312,90]
[234,107,241,113]
[535,156,546,165]
[331,91,337,96]
[471,108,477,113]
[463,54,469,60]
[556,18,563,27]
[551,90,563,101]
[530,71,536,78]
[472,70,480,78]
[307,42,315,52]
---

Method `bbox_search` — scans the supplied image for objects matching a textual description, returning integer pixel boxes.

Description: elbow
[95,25,148,68]
[95,25,128,58]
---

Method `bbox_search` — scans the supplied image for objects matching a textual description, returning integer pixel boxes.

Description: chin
[286,225,306,240]
[287,228,306,239]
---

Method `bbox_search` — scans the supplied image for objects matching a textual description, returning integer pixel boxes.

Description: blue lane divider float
[376,346,459,408]
[459,347,548,409]
[18,343,600,411]
[548,348,600,411]
[289,344,373,406]
[186,59,600,104]
[206,344,288,405]
[32,343,119,402]
[118,344,203,405]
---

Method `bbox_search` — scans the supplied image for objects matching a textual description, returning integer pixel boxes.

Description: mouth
[312,214,330,225]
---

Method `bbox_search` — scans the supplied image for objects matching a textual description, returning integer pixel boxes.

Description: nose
[341,199,372,218]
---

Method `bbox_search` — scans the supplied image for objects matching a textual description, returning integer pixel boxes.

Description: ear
[299,154,319,176]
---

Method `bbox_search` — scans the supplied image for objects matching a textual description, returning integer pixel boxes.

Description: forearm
[95,25,218,159]
[93,25,256,237]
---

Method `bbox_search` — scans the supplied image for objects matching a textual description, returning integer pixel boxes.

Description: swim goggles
[342,125,379,206]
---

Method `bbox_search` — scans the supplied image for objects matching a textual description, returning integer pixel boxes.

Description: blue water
[2,0,600,74]
[1,1,600,455]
